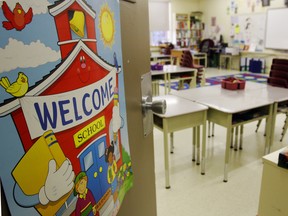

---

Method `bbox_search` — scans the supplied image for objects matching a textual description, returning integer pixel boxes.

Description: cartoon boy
[105,142,118,202]
[74,172,99,216]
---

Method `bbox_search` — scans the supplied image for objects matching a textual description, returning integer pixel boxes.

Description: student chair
[199,39,215,67]
[179,50,206,87]
[255,104,288,142]
[256,59,288,141]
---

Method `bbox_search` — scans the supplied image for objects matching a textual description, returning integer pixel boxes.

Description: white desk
[153,95,208,188]
[258,147,288,216]
[151,65,197,95]
[248,85,288,152]
[172,82,274,182]
[219,53,240,70]
[150,53,171,64]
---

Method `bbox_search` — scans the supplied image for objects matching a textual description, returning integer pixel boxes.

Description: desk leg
[196,126,200,165]
[230,127,234,148]
[208,122,211,138]
[239,125,244,150]
[234,126,239,151]
[267,103,276,154]
[189,71,197,88]
[208,121,215,137]
[163,74,168,95]
[167,73,170,94]
[152,80,159,96]
[170,132,174,154]
[201,111,207,175]
[192,127,196,162]
[224,114,232,182]
[163,119,170,189]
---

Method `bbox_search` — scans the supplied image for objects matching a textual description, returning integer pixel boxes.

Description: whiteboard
[265,8,288,50]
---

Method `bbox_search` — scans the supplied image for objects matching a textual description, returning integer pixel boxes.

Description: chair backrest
[267,77,288,88]
[199,39,214,53]
[180,51,193,67]
[272,58,288,65]
[268,58,288,88]
[271,64,288,72]
[270,70,288,81]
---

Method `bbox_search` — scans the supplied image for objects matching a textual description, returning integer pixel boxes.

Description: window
[98,141,105,158]
[150,31,170,46]
[149,1,171,45]
[83,151,93,171]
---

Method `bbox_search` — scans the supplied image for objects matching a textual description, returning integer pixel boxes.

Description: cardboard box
[225,47,239,55]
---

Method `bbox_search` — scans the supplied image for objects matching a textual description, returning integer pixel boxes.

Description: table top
[240,51,288,56]
[196,93,272,113]
[172,82,266,101]
[220,53,240,56]
[151,53,171,59]
[193,52,207,57]
[153,95,208,118]
[151,65,196,75]
[250,85,288,103]
[262,147,288,168]
[172,82,273,114]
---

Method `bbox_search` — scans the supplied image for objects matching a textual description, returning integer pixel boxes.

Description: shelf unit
[190,11,203,50]
[175,13,190,48]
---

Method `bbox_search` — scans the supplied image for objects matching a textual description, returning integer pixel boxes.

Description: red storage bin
[221,77,246,90]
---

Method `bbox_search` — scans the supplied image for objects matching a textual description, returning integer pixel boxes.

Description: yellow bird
[0,72,29,97]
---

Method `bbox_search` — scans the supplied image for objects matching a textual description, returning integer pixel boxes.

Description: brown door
[118,1,157,216]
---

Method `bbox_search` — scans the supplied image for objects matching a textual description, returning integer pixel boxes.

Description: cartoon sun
[99,4,115,48]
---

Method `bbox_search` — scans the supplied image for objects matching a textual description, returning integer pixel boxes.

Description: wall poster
[0,0,133,215]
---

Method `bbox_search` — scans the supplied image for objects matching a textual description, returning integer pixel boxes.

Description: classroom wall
[199,0,230,43]
[171,0,199,14]
[171,0,288,71]
[199,0,286,47]
[151,0,288,71]
[154,0,287,48]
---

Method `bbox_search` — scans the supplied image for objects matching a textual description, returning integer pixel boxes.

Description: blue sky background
[0,0,123,103]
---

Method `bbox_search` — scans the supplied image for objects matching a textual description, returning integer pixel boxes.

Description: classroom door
[117,1,157,216]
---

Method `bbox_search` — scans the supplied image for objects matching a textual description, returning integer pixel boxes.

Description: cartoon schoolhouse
[0,0,126,215]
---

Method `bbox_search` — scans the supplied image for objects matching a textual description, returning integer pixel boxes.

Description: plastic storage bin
[221,77,246,90]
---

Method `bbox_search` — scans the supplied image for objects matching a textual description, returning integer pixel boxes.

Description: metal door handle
[142,96,166,114]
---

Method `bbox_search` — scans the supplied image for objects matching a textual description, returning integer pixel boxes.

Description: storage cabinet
[190,11,203,49]
[175,12,203,49]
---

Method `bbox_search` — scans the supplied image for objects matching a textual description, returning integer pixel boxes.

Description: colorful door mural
[0,0,133,215]
[78,134,110,204]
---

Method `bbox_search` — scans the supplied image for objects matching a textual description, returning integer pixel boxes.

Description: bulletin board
[231,13,266,51]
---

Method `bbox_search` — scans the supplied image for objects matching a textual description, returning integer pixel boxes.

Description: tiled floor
[153,68,287,216]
